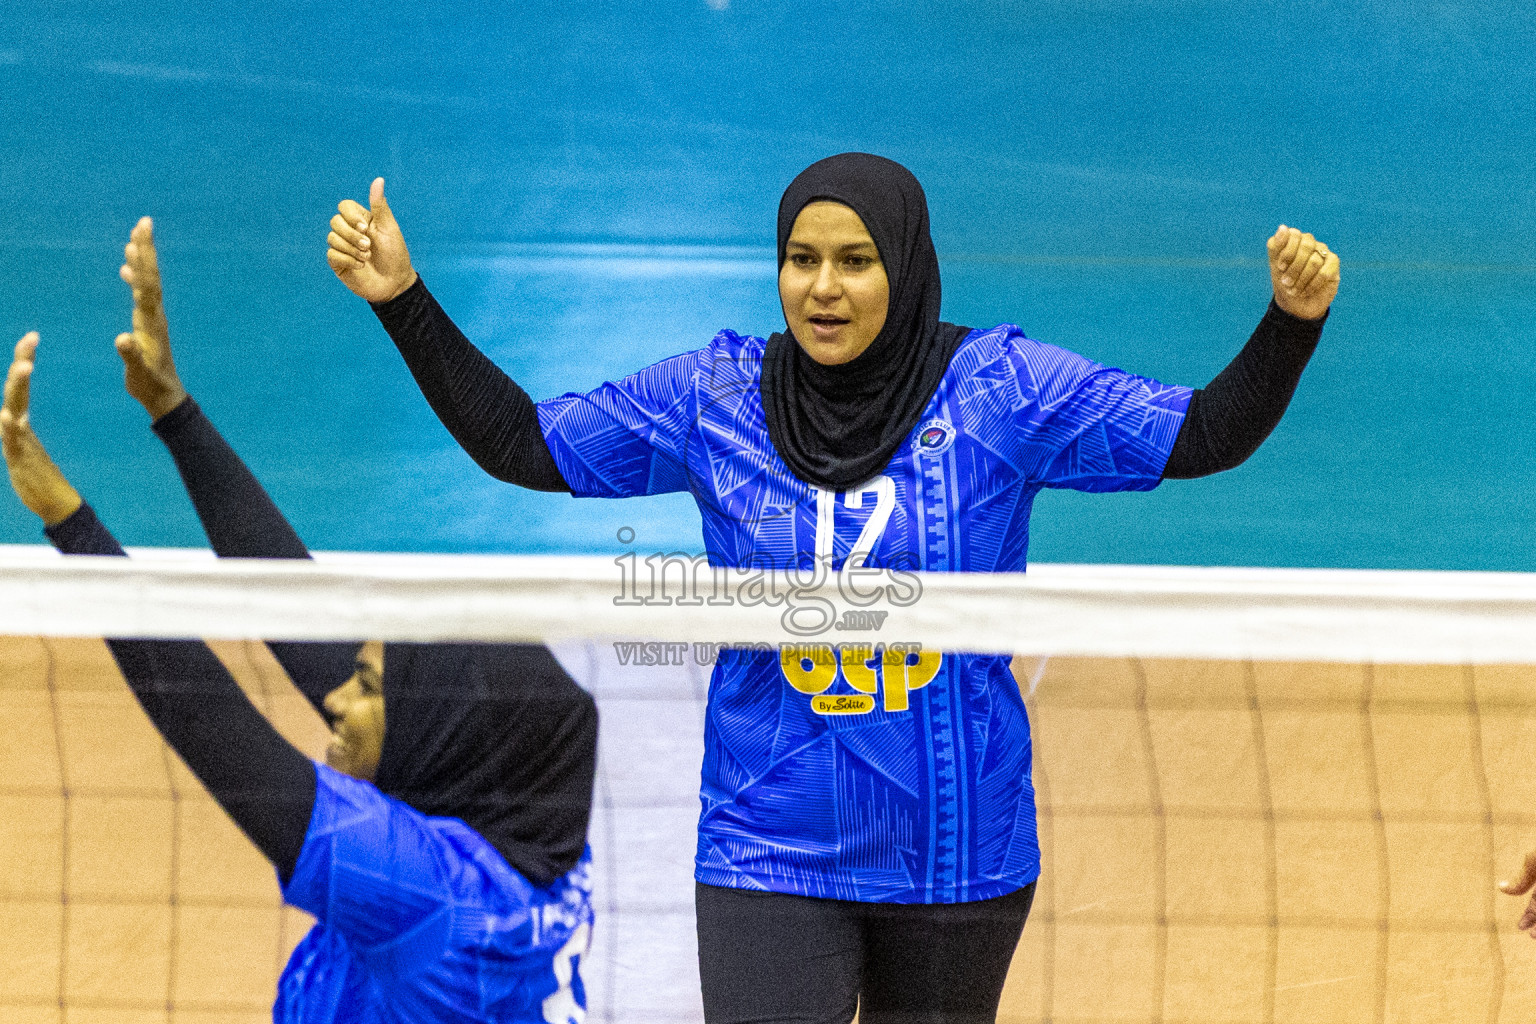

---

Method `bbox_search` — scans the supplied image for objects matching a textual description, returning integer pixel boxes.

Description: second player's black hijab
[359,642,597,888]
[762,153,971,491]
[283,637,595,887]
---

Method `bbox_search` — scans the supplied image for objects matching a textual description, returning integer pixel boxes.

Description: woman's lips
[808,316,849,339]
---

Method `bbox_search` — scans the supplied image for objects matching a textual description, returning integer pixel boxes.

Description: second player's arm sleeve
[1011,339,1194,492]
[371,276,571,492]
[44,504,317,883]
[282,765,477,955]
[151,397,357,713]
[1160,301,1327,479]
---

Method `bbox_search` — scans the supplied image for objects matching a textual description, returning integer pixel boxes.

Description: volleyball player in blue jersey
[1,221,599,1024]
[327,155,1339,1023]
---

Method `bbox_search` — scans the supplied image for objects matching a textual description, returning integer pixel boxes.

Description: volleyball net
[4,547,1536,1024]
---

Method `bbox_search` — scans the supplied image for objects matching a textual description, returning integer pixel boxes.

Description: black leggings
[695,881,1036,1024]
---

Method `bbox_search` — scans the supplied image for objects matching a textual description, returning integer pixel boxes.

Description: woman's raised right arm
[327,178,569,491]
[370,277,570,490]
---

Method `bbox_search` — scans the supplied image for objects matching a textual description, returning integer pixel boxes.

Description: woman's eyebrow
[785,240,879,253]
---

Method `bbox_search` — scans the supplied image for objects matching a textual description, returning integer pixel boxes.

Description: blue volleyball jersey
[277,764,593,1024]
[538,326,1191,903]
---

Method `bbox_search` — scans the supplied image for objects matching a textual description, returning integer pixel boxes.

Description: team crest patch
[912,418,957,457]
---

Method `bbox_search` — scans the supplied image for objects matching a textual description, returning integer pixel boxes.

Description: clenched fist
[327,177,417,304]
[1267,225,1339,321]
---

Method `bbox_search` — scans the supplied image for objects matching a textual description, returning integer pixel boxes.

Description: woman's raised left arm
[118,218,361,710]
[1162,225,1338,479]
[2,333,317,883]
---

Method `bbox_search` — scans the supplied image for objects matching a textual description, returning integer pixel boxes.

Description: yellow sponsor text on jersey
[779,643,944,712]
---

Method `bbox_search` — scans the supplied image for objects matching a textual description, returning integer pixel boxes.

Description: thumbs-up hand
[327,177,417,303]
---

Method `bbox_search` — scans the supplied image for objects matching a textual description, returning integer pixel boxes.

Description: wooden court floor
[5,637,1536,1023]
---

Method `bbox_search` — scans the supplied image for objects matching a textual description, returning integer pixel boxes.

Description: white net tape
[6,545,1536,661]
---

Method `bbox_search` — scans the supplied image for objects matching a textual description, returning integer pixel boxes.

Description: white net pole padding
[6,545,1536,662]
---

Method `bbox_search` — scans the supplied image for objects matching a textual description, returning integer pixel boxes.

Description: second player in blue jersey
[4,221,600,1024]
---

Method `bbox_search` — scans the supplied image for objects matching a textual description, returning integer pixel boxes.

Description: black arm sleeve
[1161,300,1327,480]
[151,397,358,714]
[46,503,315,883]
[370,276,571,492]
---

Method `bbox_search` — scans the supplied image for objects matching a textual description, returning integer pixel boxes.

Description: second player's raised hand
[327,177,417,304]
[0,333,82,527]
[1267,225,1340,321]
[117,217,188,420]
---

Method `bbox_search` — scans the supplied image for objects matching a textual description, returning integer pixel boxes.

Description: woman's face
[323,640,386,781]
[778,201,890,366]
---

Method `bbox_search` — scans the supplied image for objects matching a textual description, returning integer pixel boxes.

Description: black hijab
[761,153,971,491]
[374,642,597,888]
